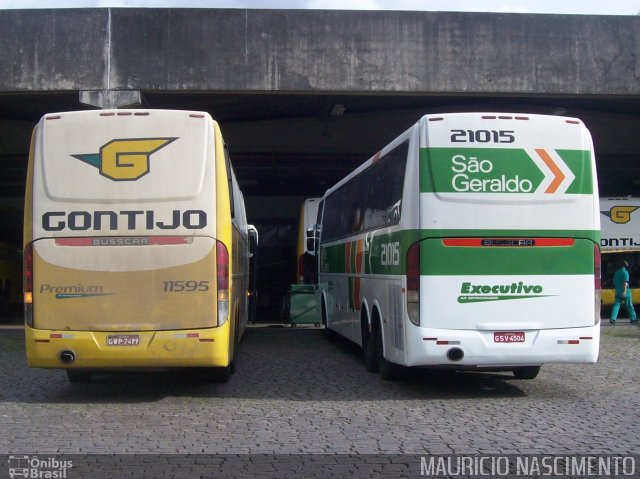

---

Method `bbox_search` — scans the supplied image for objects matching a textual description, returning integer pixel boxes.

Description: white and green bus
[310,112,601,380]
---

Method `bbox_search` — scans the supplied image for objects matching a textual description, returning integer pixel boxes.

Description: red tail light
[594,242,601,325]
[298,254,304,283]
[407,242,420,292]
[23,243,33,298]
[406,242,421,326]
[23,243,34,327]
[593,243,601,290]
[216,241,229,292]
[216,241,229,326]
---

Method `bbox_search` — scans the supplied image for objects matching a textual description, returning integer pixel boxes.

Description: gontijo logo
[72,137,177,181]
[602,206,639,224]
[458,281,553,304]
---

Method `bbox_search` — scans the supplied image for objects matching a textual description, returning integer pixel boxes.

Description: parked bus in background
[309,112,600,380]
[247,224,259,323]
[24,110,250,383]
[0,241,21,317]
[0,205,23,317]
[296,198,320,284]
[600,197,640,312]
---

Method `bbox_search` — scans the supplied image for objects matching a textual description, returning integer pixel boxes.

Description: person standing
[610,260,638,324]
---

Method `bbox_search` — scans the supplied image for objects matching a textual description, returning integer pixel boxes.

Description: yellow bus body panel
[25,322,230,369]
[600,287,640,306]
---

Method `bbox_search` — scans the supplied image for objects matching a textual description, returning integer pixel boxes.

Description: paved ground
[0,320,638,477]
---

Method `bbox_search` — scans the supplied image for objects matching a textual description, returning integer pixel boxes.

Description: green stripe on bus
[320,229,598,275]
[557,149,594,194]
[419,148,593,194]
[421,238,595,275]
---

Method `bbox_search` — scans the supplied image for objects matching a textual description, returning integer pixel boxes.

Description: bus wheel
[211,365,232,383]
[374,320,402,381]
[513,366,541,380]
[66,369,92,384]
[362,319,378,373]
[322,300,337,342]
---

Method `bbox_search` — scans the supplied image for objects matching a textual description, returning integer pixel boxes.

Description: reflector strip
[436,340,461,345]
[557,339,580,344]
[175,333,200,339]
[50,333,74,339]
[443,238,575,247]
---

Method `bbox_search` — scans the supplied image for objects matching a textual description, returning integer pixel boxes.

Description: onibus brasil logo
[458,281,553,304]
[72,137,177,181]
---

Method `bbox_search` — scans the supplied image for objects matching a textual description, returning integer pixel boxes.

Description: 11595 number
[163,280,210,292]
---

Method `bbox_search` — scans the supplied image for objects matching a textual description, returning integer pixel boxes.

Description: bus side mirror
[306,225,321,256]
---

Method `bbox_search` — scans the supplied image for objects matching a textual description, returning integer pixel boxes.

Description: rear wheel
[322,300,338,342]
[373,317,402,381]
[201,365,232,383]
[362,316,378,373]
[66,369,92,384]
[513,366,541,380]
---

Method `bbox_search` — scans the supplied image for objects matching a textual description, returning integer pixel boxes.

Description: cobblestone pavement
[0,321,638,476]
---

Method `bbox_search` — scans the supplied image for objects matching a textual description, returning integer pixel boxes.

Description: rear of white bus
[24,110,234,372]
[406,113,600,375]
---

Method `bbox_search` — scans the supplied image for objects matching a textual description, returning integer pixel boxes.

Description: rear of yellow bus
[24,110,237,382]
[408,113,600,377]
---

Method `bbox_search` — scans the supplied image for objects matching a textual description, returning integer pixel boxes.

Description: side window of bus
[322,141,409,241]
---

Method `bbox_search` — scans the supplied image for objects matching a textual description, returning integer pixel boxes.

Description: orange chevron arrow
[535,148,565,194]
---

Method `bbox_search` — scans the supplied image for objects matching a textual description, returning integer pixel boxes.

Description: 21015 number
[450,129,515,143]
[163,280,210,292]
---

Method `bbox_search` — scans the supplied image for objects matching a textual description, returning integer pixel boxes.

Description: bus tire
[513,366,541,380]
[373,317,402,381]
[211,365,232,383]
[362,314,378,373]
[322,300,338,342]
[66,369,92,384]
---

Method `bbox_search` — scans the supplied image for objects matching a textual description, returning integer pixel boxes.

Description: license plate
[107,335,140,346]
[494,331,525,343]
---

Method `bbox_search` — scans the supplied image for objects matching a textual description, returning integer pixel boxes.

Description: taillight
[216,241,229,326]
[298,254,304,283]
[594,243,601,325]
[23,243,33,327]
[406,242,420,326]
[594,243,601,290]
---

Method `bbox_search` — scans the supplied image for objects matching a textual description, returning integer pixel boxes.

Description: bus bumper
[25,323,231,369]
[405,324,600,368]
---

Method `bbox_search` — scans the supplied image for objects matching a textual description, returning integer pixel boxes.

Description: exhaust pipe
[447,347,464,362]
[59,350,76,364]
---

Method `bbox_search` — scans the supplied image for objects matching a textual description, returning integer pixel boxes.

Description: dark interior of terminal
[1,8,640,320]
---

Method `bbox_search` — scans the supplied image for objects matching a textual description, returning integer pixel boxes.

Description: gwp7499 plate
[106,335,140,346]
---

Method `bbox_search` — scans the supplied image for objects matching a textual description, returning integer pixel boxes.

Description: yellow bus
[24,110,251,383]
[600,197,640,310]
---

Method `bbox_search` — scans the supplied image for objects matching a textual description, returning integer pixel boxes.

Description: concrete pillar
[79,90,142,109]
